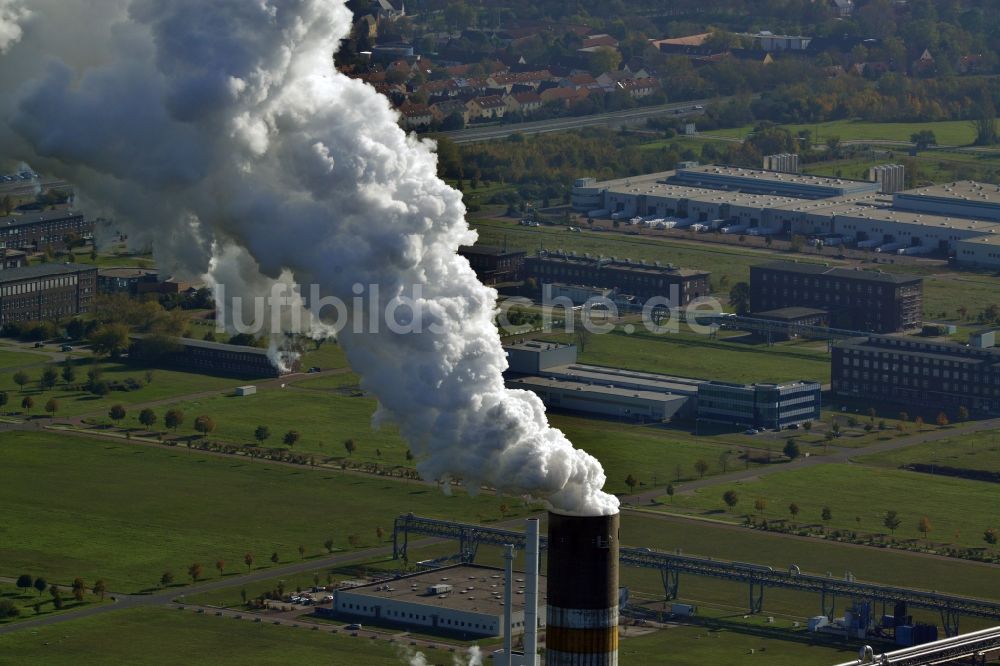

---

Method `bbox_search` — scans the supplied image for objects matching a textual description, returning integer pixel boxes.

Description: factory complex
[504,340,821,428]
[326,564,546,639]
[572,165,1000,268]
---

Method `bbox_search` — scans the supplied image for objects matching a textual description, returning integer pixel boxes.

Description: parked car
[60,345,73,352]
[307,366,321,373]
[743,428,758,435]
[346,623,363,631]
[33,342,44,348]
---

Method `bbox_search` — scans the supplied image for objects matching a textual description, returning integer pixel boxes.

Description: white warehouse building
[331,565,546,639]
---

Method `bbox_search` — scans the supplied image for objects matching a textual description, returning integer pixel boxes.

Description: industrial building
[763,153,800,174]
[0,210,93,251]
[697,380,822,430]
[503,341,820,427]
[458,245,526,285]
[128,335,295,378]
[98,267,161,295]
[571,167,1000,267]
[832,334,1000,415]
[0,263,97,325]
[525,251,710,305]
[750,261,923,333]
[869,164,905,194]
[328,564,546,639]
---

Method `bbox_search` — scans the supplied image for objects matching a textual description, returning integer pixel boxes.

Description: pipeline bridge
[392,514,1000,636]
[832,626,1000,666]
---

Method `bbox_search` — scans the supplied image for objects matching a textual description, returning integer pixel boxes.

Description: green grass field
[658,464,1000,549]
[0,605,862,666]
[537,328,830,385]
[859,431,1000,474]
[0,608,406,665]
[0,359,241,418]
[0,431,534,592]
[106,381,759,493]
[705,119,980,146]
[0,582,107,626]
[0,348,49,372]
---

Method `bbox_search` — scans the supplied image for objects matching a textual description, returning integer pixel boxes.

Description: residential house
[466,95,507,121]
[539,87,589,107]
[618,77,660,99]
[399,102,433,129]
[503,91,543,116]
[430,99,469,125]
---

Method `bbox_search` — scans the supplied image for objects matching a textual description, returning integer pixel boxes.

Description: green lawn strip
[858,432,1000,474]
[653,464,1000,550]
[0,349,50,371]
[0,431,532,593]
[0,359,241,418]
[0,607,406,665]
[0,583,109,626]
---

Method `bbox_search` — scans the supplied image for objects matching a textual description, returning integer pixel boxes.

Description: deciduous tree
[723,490,739,511]
[884,510,902,535]
[694,459,709,478]
[165,409,184,432]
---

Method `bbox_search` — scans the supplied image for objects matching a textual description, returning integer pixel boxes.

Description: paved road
[439,97,740,144]
[0,538,440,636]
[627,416,1000,503]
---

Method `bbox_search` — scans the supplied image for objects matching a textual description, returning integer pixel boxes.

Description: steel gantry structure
[392,514,1000,636]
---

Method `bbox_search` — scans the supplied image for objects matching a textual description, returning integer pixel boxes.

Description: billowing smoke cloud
[0,0,618,516]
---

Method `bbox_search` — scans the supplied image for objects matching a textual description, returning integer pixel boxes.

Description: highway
[438,99,723,145]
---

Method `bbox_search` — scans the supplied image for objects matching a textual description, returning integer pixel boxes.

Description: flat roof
[99,267,159,278]
[603,178,805,209]
[675,164,877,190]
[131,334,272,357]
[767,193,893,213]
[836,335,1000,361]
[833,206,1000,231]
[578,170,676,190]
[754,306,829,320]
[340,565,545,615]
[897,181,1000,206]
[544,363,705,395]
[531,253,708,278]
[753,260,922,285]
[0,262,96,283]
[510,375,690,403]
[458,245,526,257]
[956,234,1000,246]
[504,341,575,353]
[0,210,84,228]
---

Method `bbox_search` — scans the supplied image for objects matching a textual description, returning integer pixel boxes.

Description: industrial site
[1,1,999,665]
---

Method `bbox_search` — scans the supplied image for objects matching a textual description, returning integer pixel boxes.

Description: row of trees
[8,574,107,617]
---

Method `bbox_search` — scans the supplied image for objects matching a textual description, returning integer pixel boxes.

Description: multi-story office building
[750,261,923,333]
[525,251,710,305]
[0,210,93,251]
[0,263,97,325]
[457,245,525,284]
[697,380,822,430]
[832,335,1000,414]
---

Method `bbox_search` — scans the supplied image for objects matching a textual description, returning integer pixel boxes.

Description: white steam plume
[0,0,618,517]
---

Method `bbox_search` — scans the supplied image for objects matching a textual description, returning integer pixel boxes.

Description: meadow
[656,464,1000,550]
[0,431,533,592]
[859,431,1000,474]
[704,119,980,146]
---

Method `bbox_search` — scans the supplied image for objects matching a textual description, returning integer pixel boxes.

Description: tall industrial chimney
[524,517,540,665]
[545,511,620,666]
